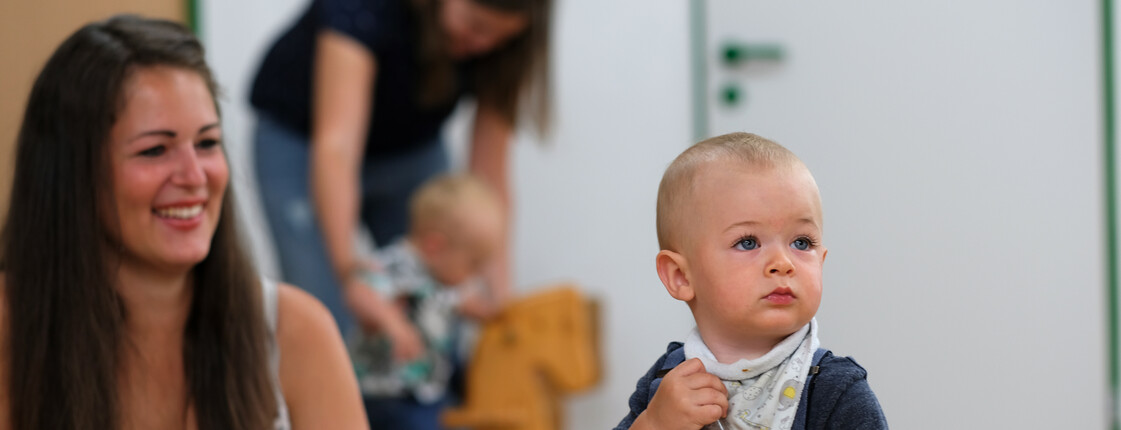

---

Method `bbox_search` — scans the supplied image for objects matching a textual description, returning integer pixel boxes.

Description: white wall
[507,2,694,428]
[704,2,1106,429]
[203,1,1113,428]
[202,0,307,280]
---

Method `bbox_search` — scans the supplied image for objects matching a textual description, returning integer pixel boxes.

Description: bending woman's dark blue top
[250,0,469,157]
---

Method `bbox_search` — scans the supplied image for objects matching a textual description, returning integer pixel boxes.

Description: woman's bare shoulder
[274,283,367,428]
[275,283,336,340]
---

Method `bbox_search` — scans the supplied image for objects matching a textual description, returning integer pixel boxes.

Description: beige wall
[0,0,183,227]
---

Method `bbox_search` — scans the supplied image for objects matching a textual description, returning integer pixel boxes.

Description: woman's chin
[153,248,212,273]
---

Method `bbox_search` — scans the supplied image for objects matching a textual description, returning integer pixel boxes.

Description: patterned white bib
[685,320,819,430]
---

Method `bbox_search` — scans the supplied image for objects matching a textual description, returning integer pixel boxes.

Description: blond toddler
[348,174,504,428]
[616,133,887,430]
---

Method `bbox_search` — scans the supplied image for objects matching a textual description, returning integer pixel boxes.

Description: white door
[703,2,1105,428]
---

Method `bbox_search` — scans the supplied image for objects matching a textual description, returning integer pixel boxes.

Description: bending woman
[0,15,366,429]
[250,0,551,332]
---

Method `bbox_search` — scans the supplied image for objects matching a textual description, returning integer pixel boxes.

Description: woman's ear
[656,250,694,302]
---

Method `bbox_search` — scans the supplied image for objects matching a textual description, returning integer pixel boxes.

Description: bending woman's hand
[384,319,426,363]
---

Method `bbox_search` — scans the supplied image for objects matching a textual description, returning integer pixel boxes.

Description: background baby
[348,174,504,418]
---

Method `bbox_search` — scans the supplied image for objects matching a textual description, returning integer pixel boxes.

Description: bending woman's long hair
[413,0,553,130]
[1,15,276,429]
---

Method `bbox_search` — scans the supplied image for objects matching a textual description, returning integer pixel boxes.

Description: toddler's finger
[694,403,726,427]
[671,358,707,377]
[694,387,728,411]
[685,371,727,395]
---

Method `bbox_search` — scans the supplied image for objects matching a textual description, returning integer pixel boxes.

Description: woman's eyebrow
[128,122,221,143]
[129,129,176,142]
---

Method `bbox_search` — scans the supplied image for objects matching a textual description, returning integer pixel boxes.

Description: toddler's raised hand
[635,358,728,430]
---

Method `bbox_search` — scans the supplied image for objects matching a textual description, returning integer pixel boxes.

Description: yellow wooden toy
[442,285,600,430]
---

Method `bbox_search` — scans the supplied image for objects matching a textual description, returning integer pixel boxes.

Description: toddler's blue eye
[791,238,811,251]
[734,237,758,251]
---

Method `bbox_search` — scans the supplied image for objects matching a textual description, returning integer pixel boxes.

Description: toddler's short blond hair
[409,174,502,237]
[656,132,807,251]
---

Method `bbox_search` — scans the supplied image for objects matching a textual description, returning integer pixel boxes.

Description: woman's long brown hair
[413,0,553,130]
[1,15,276,429]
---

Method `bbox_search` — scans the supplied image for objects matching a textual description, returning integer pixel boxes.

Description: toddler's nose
[765,249,795,276]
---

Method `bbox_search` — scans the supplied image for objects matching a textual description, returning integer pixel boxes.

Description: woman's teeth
[154,204,203,219]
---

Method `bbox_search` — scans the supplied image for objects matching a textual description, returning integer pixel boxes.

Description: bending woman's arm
[309,30,386,330]
[310,30,373,285]
[469,102,515,309]
[278,283,368,428]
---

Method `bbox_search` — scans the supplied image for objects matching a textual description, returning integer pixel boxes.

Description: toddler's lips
[764,287,795,305]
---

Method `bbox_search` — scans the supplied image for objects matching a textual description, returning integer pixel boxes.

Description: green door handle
[721,42,784,65]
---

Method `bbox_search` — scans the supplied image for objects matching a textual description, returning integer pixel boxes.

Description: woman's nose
[172,148,206,186]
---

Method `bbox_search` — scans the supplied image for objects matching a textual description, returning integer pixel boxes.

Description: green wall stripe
[1104,0,1120,428]
[186,0,201,35]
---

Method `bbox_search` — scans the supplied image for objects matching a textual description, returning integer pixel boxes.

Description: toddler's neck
[696,326,789,363]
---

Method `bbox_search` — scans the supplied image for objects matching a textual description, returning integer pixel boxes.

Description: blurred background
[1,0,1117,428]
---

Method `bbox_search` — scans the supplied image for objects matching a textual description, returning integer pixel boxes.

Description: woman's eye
[139,145,165,157]
[791,238,812,251]
[197,138,221,149]
[734,237,758,251]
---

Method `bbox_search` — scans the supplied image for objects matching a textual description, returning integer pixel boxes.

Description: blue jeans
[253,113,448,333]
[364,395,451,430]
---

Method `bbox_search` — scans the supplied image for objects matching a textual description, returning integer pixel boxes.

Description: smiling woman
[0,15,367,430]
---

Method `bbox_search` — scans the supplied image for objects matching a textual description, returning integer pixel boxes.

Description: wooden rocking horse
[441,284,600,430]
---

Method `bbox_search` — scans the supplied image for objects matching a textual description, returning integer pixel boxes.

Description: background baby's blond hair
[410,173,502,237]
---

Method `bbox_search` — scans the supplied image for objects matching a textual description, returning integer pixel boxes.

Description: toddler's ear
[656,250,694,302]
